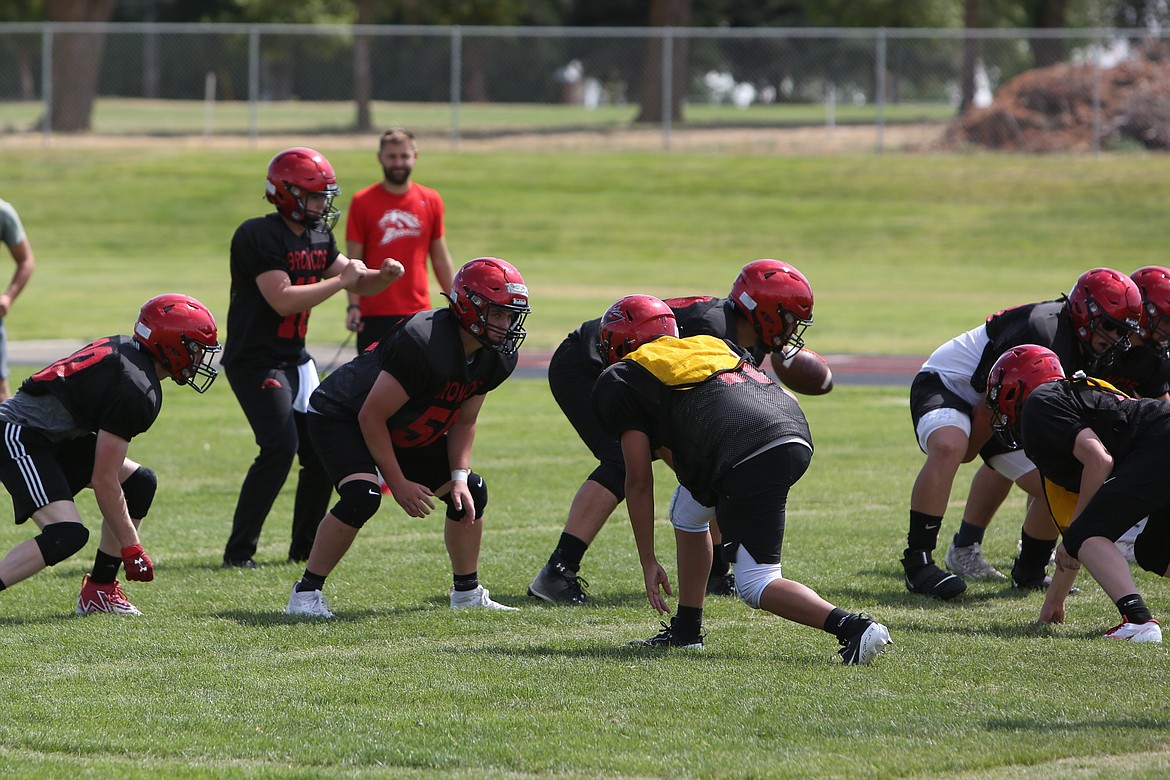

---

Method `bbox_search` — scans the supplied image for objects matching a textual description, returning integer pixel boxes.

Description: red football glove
[121,544,155,582]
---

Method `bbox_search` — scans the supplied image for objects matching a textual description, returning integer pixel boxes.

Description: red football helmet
[598,294,680,365]
[729,259,813,359]
[1131,265,1170,359]
[446,258,531,355]
[265,147,340,230]
[986,344,1065,447]
[134,294,221,393]
[1066,267,1142,369]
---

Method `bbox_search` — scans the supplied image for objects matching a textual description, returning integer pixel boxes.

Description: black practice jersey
[973,301,1078,393]
[667,296,767,366]
[592,335,810,505]
[1100,345,1170,398]
[564,296,759,379]
[1021,378,1170,492]
[223,213,340,367]
[973,300,1166,397]
[14,335,162,441]
[309,309,515,449]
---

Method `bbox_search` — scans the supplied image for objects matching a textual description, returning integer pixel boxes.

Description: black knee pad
[588,460,626,501]
[445,471,488,521]
[331,480,381,529]
[1134,524,1170,576]
[122,466,158,519]
[36,522,90,566]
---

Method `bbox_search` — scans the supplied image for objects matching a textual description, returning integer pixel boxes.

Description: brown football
[770,348,834,395]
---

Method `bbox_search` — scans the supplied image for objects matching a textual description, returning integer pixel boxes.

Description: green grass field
[0,145,1169,778]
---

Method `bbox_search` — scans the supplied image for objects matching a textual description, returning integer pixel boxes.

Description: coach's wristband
[451,469,470,483]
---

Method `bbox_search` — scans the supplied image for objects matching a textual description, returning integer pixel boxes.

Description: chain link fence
[0,22,1164,152]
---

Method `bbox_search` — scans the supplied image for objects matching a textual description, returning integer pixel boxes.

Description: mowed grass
[0,147,1168,778]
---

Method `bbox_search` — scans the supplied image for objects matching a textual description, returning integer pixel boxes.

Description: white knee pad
[915,407,971,454]
[987,449,1036,482]
[669,485,714,533]
[732,545,784,609]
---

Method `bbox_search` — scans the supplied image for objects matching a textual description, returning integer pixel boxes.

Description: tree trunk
[1026,0,1070,68]
[353,0,373,132]
[45,0,118,132]
[635,0,691,124]
[958,0,979,115]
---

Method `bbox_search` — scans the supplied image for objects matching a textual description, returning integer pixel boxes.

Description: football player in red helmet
[729,259,813,359]
[446,257,531,356]
[1131,265,1170,359]
[266,147,342,230]
[529,260,825,608]
[998,349,1166,642]
[221,148,404,569]
[986,344,1066,449]
[285,258,530,617]
[0,294,220,615]
[134,293,221,393]
[1066,267,1143,372]
[903,266,1160,601]
[598,294,679,364]
[590,295,891,662]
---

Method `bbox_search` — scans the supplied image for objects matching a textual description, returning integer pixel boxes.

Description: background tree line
[3,1,1167,131]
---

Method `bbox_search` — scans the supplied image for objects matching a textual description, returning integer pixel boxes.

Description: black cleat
[630,617,705,650]
[528,561,589,605]
[706,571,738,597]
[222,558,257,569]
[903,550,966,600]
[1010,564,1082,594]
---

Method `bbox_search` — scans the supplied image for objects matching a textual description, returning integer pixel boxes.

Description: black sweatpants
[223,360,332,562]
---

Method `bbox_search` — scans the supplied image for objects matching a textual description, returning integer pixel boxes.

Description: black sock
[90,550,122,585]
[709,551,729,578]
[453,571,479,592]
[0,577,6,591]
[551,533,588,572]
[953,521,986,549]
[296,569,327,593]
[673,604,703,638]
[824,608,870,640]
[1014,531,1056,579]
[906,510,944,554]
[1116,593,1153,624]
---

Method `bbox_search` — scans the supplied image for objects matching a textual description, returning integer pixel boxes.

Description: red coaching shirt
[346,182,445,317]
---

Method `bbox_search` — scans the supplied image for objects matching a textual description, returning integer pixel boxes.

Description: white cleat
[286,585,334,618]
[1104,620,1161,643]
[945,541,1007,581]
[839,620,893,665]
[450,585,518,611]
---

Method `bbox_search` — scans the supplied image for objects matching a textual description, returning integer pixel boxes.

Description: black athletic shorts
[306,412,475,520]
[0,422,96,524]
[713,441,812,565]
[909,371,974,432]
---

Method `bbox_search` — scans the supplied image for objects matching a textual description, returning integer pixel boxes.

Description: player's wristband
[347,304,361,312]
[451,469,470,483]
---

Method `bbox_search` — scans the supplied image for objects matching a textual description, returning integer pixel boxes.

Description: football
[771,348,834,395]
